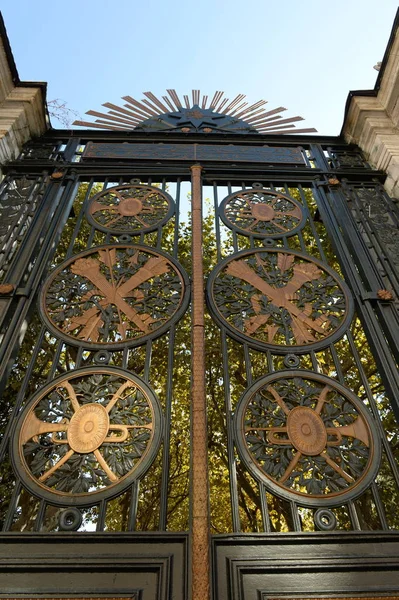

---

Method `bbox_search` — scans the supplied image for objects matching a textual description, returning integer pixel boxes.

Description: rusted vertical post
[190,164,210,600]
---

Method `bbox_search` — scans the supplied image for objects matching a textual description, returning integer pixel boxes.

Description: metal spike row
[72,89,316,134]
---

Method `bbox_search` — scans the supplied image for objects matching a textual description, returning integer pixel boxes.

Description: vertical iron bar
[34,500,46,532]
[96,500,106,531]
[221,329,241,532]
[2,482,21,532]
[290,501,302,531]
[190,164,210,600]
[370,482,389,529]
[259,484,271,532]
[348,500,361,530]
[159,327,176,530]
[128,481,140,531]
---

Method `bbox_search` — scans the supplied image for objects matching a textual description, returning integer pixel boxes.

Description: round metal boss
[58,508,82,531]
[40,244,190,350]
[284,354,300,368]
[207,247,353,354]
[314,508,337,531]
[86,183,175,235]
[219,188,306,239]
[12,366,163,506]
[234,370,380,507]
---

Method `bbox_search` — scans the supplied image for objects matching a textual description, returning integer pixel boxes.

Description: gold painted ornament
[13,367,163,505]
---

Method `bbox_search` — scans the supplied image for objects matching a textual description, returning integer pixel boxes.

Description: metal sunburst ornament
[73,89,317,134]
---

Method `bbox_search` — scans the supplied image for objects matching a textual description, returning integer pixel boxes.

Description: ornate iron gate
[1,95,399,599]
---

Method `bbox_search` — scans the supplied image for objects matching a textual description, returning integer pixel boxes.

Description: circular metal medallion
[40,245,190,349]
[234,370,380,507]
[12,367,163,505]
[207,248,353,353]
[86,184,174,235]
[220,188,306,238]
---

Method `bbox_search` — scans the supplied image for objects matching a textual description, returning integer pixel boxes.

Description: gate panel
[0,175,193,536]
[205,178,399,536]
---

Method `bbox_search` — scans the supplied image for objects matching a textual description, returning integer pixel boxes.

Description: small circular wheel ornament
[86,184,174,235]
[234,370,380,507]
[12,367,163,505]
[40,245,190,349]
[314,508,337,531]
[220,188,306,238]
[207,248,353,353]
[58,508,83,531]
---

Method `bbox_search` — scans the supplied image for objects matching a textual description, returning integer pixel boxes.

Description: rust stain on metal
[190,164,210,600]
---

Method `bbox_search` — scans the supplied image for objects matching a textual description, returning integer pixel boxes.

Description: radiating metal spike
[102,103,143,121]
[162,96,175,112]
[143,92,169,113]
[260,116,304,128]
[257,124,296,131]
[229,101,248,116]
[94,119,132,130]
[167,89,183,109]
[141,99,159,116]
[260,127,317,134]
[87,110,136,126]
[73,120,115,129]
[122,96,155,117]
[210,91,224,109]
[192,89,200,105]
[107,110,140,124]
[216,98,229,112]
[222,94,246,114]
[240,108,269,122]
[235,100,267,118]
[247,108,287,123]
[184,95,190,108]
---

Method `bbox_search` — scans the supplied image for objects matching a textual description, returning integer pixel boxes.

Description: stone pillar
[0,13,48,178]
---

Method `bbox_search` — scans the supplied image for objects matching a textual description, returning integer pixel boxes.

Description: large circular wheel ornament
[40,245,190,349]
[12,367,163,505]
[86,184,174,235]
[220,188,306,238]
[207,248,353,353]
[234,371,380,507]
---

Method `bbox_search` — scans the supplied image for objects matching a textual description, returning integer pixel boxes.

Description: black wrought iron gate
[1,129,399,600]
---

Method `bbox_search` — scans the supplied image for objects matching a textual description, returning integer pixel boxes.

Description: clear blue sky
[2,1,398,135]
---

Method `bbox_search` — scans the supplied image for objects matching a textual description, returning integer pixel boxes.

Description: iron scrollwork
[12,367,163,505]
[207,248,353,353]
[40,244,190,349]
[86,183,175,235]
[220,188,306,238]
[234,370,380,507]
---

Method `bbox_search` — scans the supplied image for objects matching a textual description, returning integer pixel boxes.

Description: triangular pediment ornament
[73,89,317,134]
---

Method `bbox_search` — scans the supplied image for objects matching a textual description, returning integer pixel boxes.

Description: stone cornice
[0,12,48,178]
[342,9,399,198]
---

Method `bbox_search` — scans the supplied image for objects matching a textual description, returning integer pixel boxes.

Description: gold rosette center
[287,406,327,456]
[119,197,143,216]
[250,202,275,221]
[67,403,110,454]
